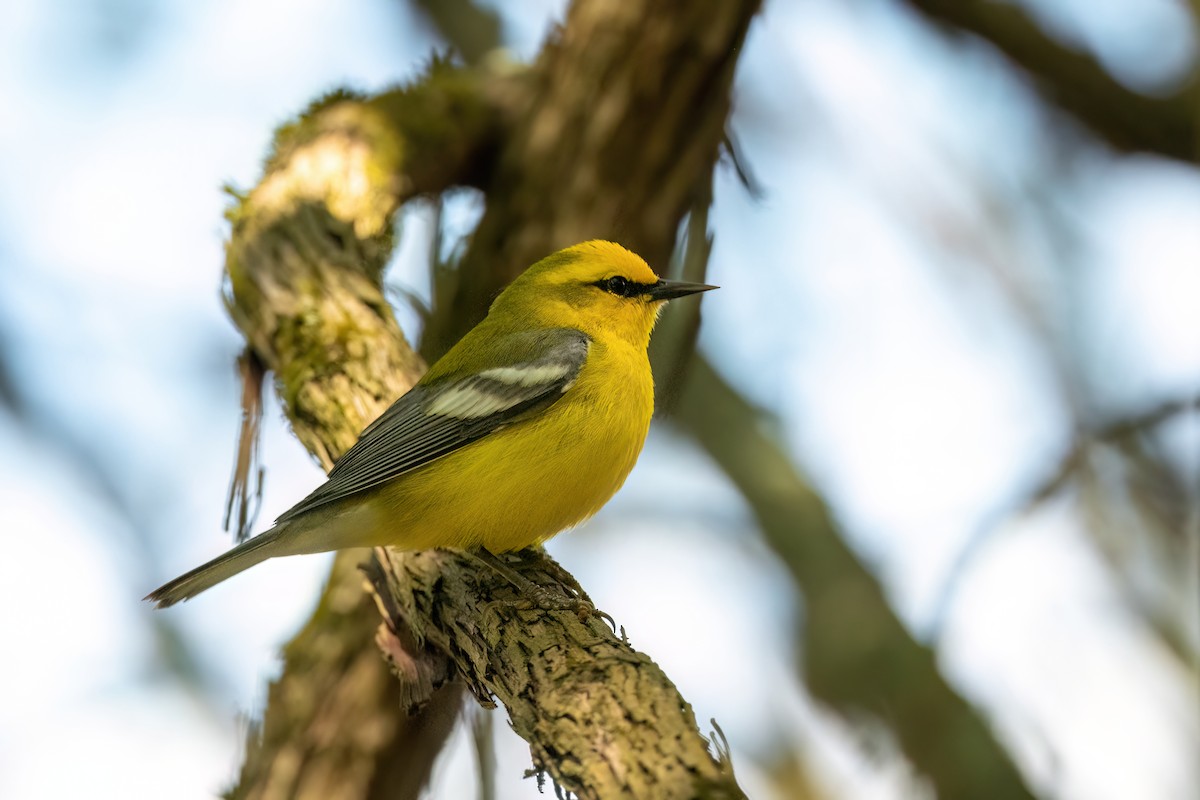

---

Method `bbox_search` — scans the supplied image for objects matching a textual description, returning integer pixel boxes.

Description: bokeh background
[0,0,1197,798]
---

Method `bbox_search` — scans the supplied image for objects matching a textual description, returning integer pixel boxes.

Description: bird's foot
[497,587,616,629]
[470,548,615,630]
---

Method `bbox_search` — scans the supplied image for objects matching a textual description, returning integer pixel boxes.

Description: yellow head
[490,241,716,348]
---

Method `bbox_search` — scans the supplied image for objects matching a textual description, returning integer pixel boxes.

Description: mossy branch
[216,4,758,797]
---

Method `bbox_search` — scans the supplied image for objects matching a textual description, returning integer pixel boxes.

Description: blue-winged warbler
[147,240,715,607]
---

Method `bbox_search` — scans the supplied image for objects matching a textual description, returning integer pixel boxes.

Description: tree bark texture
[364,548,743,799]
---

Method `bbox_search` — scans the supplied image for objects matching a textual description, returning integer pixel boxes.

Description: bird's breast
[376,339,655,553]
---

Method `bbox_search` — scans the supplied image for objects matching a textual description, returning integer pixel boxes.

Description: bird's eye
[607,276,631,295]
[597,276,635,297]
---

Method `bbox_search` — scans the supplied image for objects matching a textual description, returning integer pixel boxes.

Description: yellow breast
[370,338,655,552]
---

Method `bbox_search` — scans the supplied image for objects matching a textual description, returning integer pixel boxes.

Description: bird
[147,240,716,608]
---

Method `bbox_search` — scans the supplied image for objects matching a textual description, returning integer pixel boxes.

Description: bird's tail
[145,525,287,608]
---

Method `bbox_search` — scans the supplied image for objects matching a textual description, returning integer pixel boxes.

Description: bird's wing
[276,328,591,523]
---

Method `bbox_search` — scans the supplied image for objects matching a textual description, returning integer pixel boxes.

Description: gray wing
[276,328,590,523]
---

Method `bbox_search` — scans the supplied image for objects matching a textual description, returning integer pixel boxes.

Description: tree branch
[899,0,1199,161]
[409,0,502,66]
[222,66,501,800]
[364,547,744,799]
[1026,396,1200,508]
[672,357,1036,800]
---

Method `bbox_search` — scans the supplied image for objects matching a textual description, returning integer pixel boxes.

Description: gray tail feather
[145,526,285,608]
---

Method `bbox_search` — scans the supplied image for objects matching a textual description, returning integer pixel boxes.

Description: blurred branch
[470,706,496,800]
[672,356,1036,800]
[932,394,1200,662]
[224,347,265,542]
[650,175,714,413]
[901,0,1200,161]
[409,0,503,65]
[721,129,765,200]
[1028,396,1200,507]
[1041,396,1199,667]
[761,730,826,800]
[364,547,745,799]
[0,341,19,416]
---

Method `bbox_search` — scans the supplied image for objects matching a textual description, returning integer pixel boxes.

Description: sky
[0,0,1196,799]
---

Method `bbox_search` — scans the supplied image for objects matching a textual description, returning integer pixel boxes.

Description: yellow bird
[147,240,715,607]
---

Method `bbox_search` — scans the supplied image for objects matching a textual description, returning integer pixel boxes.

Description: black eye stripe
[594,276,658,298]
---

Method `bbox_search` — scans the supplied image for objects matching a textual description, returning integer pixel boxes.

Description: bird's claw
[486,587,616,631]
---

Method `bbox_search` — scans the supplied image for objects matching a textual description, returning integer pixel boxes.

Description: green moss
[266,87,370,174]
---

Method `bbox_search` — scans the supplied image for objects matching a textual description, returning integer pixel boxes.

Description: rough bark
[364,548,744,799]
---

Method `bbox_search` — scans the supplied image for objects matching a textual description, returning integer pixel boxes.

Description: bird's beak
[644,279,719,301]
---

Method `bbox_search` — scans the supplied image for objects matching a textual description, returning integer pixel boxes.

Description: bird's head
[491,241,717,348]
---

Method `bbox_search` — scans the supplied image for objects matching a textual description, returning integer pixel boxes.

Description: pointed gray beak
[644,279,719,301]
